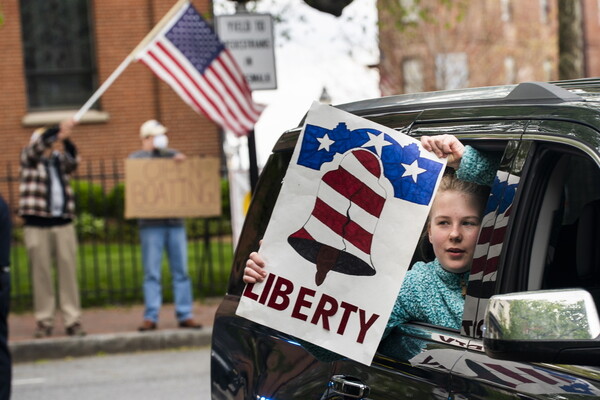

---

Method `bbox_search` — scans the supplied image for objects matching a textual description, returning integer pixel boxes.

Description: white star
[362,132,392,156]
[317,134,335,151]
[401,160,427,183]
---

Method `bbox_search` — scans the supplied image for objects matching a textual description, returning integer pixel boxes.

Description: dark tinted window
[531,152,600,309]
[20,0,97,110]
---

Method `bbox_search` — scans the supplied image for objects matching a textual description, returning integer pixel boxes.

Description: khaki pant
[24,224,81,327]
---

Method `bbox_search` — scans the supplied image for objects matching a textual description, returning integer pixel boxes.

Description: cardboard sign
[236,102,446,365]
[125,157,221,219]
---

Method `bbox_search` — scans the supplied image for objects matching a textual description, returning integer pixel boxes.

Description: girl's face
[428,190,482,274]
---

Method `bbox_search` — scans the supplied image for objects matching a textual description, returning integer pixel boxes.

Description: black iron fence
[2,159,233,312]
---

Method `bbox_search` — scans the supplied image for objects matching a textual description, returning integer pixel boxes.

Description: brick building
[582,0,600,75]
[378,0,600,95]
[0,0,220,212]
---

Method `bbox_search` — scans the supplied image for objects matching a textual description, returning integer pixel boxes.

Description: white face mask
[153,134,169,149]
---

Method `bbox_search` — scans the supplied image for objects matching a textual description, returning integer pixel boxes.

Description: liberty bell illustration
[288,148,387,286]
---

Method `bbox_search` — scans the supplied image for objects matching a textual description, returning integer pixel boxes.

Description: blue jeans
[139,225,194,323]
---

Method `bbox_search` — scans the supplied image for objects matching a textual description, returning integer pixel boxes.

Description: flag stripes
[135,2,263,136]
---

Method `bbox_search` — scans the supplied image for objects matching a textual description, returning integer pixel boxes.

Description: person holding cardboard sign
[129,120,202,332]
[242,135,498,355]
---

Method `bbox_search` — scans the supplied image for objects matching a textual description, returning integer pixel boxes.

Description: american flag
[134,1,264,136]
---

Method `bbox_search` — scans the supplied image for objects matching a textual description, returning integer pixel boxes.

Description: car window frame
[407,119,527,341]
[500,139,600,296]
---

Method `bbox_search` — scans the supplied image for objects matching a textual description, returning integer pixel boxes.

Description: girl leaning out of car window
[242,134,499,357]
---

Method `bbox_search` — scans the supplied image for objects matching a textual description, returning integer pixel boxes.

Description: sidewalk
[7,297,222,363]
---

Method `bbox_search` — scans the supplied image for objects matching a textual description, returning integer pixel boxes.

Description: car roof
[272,79,600,157]
[335,79,600,115]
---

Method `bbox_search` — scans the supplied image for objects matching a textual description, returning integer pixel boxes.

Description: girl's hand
[421,134,465,169]
[243,251,267,284]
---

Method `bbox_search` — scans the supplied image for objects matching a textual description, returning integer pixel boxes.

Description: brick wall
[0,0,220,211]
[378,0,561,95]
[583,0,600,76]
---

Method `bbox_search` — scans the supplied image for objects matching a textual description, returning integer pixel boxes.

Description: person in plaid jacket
[18,118,86,338]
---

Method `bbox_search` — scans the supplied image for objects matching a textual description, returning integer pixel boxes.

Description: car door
[318,118,524,399]
[321,325,472,400]
[449,120,600,399]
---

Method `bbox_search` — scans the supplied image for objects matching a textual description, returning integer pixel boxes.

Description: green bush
[221,178,230,219]
[107,182,125,220]
[72,180,106,217]
[76,211,105,240]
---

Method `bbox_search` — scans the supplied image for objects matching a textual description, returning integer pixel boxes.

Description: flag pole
[73,55,133,122]
[73,0,190,122]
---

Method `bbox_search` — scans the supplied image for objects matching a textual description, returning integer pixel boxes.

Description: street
[11,346,210,399]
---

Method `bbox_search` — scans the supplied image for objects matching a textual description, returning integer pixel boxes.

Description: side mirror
[483,289,600,366]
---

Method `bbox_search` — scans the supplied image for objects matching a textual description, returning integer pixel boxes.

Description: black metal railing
[3,159,233,312]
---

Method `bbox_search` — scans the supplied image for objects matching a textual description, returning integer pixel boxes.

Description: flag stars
[317,134,335,152]
[362,132,392,156]
[401,160,427,183]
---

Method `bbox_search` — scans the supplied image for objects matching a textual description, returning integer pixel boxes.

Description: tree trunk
[558,0,585,79]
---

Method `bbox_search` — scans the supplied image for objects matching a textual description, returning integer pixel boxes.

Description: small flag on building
[134,1,264,136]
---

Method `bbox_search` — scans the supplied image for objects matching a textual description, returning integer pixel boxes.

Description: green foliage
[186,217,232,238]
[107,183,125,220]
[504,299,591,340]
[11,226,23,243]
[9,239,233,311]
[76,212,105,239]
[221,178,231,219]
[72,179,107,217]
[379,0,468,32]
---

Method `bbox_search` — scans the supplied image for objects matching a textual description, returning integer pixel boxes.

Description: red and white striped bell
[288,149,387,286]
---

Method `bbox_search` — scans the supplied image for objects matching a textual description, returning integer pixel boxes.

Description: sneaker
[178,318,202,329]
[138,320,157,332]
[33,322,52,339]
[66,322,86,337]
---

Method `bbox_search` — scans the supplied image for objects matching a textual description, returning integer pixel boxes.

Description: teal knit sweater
[456,145,498,187]
[386,259,468,334]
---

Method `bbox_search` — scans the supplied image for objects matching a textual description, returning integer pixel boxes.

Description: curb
[9,327,213,363]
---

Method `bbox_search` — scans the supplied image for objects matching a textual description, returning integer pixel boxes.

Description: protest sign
[236,102,446,365]
[125,157,221,219]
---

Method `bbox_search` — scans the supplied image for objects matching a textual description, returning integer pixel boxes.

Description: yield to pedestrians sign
[216,13,277,91]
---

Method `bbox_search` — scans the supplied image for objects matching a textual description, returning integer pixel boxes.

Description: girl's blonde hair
[414,172,491,262]
[436,172,490,216]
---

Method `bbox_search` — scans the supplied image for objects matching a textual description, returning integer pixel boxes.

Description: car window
[529,150,600,309]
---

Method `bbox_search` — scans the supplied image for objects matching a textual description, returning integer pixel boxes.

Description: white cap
[140,120,168,138]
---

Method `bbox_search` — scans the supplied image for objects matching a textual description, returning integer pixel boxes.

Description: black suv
[211,80,600,399]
